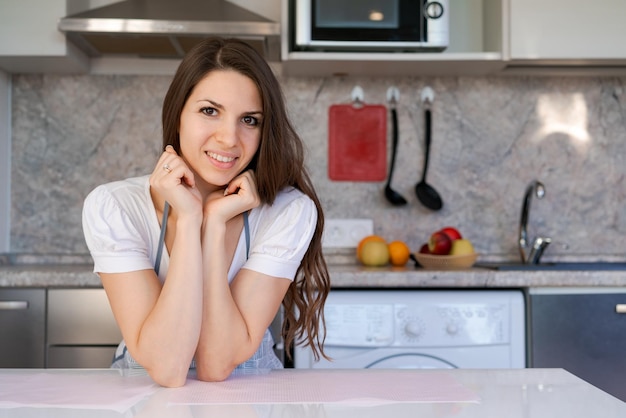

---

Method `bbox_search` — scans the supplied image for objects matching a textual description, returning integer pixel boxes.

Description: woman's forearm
[195,218,253,381]
[134,214,204,386]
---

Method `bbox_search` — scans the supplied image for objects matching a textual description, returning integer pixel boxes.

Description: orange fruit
[388,240,411,266]
[357,235,386,262]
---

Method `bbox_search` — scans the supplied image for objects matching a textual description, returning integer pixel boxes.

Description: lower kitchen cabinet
[0,288,46,367]
[0,287,123,368]
[47,288,122,368]
[529,288,626,402]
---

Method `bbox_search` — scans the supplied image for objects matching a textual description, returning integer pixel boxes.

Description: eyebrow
[200,99,263,116]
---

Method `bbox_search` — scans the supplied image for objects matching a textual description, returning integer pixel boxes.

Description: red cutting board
[328,103,387,181]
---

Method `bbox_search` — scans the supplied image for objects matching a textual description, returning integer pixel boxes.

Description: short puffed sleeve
[244,190,317,280]
[82,185,154,274]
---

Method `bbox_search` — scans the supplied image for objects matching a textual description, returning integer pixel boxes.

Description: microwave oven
[292,0,449,52]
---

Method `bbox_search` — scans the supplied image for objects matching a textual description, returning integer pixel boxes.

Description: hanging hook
[421,86,435,108]
[351,85,364,108]
[386,86,400,108]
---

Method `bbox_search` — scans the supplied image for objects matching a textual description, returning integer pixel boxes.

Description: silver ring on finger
[163,163,172,173]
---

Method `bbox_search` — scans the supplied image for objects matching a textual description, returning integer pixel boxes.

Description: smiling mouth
[207,151,236,163]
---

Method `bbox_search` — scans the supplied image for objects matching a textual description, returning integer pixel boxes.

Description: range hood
[58,0,281,61]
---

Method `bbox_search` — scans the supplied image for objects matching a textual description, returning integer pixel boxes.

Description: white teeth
[207,152,235,163]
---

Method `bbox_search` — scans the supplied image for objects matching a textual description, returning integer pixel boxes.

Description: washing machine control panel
[323,304,395,346]
[395,304,507,347]
[323,301,509,347]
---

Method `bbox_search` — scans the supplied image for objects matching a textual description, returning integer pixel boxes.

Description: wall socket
[322,219,374,248]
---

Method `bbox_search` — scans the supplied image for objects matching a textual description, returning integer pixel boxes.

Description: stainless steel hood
[58,0,281,61]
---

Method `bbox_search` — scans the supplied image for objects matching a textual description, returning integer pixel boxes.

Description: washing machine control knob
[404,321,422,338]
[446,323,459,335]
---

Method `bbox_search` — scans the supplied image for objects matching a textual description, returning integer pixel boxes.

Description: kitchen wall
[9,73,626,262]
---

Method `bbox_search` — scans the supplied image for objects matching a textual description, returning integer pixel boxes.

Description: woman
[82,37,330,387]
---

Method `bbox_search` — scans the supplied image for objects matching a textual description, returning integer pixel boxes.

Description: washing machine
[293,289,526,369]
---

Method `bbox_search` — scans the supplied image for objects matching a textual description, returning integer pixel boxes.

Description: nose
[214,118,239,147]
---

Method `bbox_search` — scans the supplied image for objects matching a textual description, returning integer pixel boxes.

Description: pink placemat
[0,370,159,412]
[167,369,480,405]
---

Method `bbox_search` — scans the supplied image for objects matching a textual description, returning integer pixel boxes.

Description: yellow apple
[360,241,390,266]
[449,239,475,255]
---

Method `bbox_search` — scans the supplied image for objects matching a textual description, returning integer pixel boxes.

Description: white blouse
[82,175,317,283]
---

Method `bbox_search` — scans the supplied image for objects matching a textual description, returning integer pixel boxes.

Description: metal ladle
[384,87,408,206]
[415,87,443,211]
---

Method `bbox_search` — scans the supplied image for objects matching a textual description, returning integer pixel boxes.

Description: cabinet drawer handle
[616,304,626,314]
[0,301,29,310]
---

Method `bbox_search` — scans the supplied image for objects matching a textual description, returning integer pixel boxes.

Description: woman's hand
[204,170,261,224]
[150,145,203,218]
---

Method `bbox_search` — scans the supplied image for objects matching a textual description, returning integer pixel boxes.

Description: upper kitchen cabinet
[280,0,506,76]
[0,0,90,74]
[506,0,626,73]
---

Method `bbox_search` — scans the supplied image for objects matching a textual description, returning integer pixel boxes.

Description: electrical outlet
[322,219,374,248]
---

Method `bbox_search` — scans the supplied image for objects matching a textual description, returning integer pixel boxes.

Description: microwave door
[293,0,448,51]
[297,0,408,48]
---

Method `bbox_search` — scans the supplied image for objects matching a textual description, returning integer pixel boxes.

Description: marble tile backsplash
[10,74,626,262]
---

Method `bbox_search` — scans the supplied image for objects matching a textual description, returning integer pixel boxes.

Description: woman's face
[179,69,262,194]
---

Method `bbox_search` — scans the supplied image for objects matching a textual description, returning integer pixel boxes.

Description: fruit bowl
[413,252,478,270]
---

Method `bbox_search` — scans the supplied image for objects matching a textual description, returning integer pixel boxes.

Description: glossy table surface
[0,368,624,418]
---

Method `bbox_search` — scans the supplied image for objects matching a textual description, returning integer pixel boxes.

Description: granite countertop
[0,264,100,288]
[2,262,626,289]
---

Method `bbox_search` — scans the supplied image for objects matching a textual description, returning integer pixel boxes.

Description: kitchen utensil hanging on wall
[383,86,408,206]
[415,86,444,211]
[328,86,387,181]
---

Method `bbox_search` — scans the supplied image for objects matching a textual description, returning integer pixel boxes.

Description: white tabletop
[0,368,624,418]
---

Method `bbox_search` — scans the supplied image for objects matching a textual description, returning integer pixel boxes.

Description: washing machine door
[366,353,457,369]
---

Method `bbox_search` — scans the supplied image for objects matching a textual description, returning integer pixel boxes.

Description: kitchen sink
[476,262,626,271]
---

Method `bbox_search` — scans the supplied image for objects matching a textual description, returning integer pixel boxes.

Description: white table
[0,368,624,417]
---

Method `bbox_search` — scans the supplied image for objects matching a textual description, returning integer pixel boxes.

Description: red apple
[428,231,452,255]
[440,226,462,241]
[418,243,430,254]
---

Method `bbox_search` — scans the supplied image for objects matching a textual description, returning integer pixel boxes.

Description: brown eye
[242,115,259,126]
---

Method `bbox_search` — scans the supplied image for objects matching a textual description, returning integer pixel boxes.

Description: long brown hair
[161,37,330,360]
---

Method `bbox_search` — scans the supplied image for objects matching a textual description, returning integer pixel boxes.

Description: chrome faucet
[519,180,552,264]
